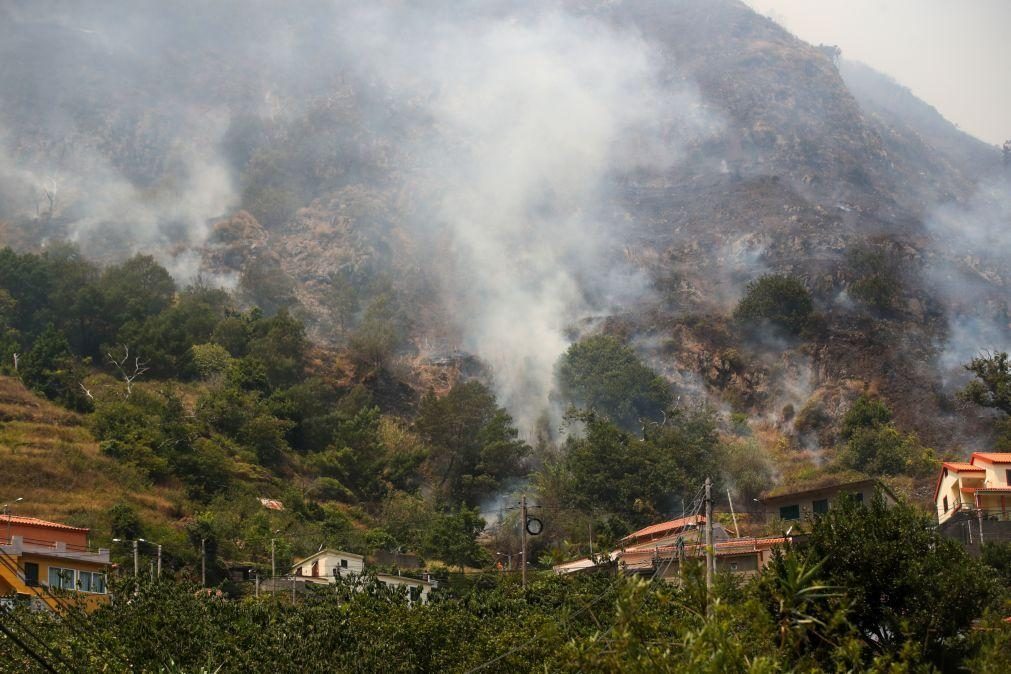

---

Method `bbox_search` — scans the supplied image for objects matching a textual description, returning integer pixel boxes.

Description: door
[23,562,39,587]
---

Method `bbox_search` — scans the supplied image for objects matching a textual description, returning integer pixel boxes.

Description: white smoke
[0,113,236,284]
[926,173,1011,384]
[340,4,716,429]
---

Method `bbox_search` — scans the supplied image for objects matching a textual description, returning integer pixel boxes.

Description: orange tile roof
[972,453,1011,464]
[620,515,705,543]
[0,515,89,533]
[943,462,984,472]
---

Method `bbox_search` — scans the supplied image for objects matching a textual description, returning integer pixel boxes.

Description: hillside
[0,0,1008,556]
[0,376,177,534]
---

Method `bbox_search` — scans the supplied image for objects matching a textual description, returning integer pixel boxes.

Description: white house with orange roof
[935,452,1011,524]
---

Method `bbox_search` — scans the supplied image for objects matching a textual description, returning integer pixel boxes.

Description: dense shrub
[733,274,813,336]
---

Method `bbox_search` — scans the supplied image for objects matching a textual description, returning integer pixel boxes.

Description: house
[554,514,781,579]
[286,549,433,604]
[292,548,365,579]
[0,515,110,613]
[757,478,897,522]
[618,515,729,549]
[617,535,789,579]
[935,452,1011,525]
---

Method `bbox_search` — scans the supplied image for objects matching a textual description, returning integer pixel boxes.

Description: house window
[409,586,421,603]
[1005,469,1011,485]
[779,505,800,520]
[23,562,39,587]
[48,567,76,590]
[943,496,949,513]
[854,493,864,503]
[813,499,829,515]
[340,559,348,569]
[85,573,106,594]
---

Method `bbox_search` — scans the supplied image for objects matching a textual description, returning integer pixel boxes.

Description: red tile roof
[0,515,89,533]
[973,453,1011,464]
[943,462,984,472]
[620,515,705,543]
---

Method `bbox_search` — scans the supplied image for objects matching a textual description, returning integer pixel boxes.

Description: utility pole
[520,495,528,590]
[271,538,277,582]
[156,544,162,578]
[704,478,713,608]
[727,489,740,538]
[254,572,259,598]
[133,539,140,577]
[3,497,23,544]
[588,523,593,561]
[201,538,206,587]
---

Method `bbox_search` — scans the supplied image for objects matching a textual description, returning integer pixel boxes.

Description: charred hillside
[0,0,1007,451]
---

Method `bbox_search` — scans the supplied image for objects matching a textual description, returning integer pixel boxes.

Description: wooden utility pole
[133,539,139,577]
[520,495,528,590]
[201,538,206,587]
[727,489,740,538]
[704,478,713,606]
[156,544,162,578]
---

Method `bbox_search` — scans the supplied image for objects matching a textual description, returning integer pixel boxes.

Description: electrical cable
[0,549,131,669]
[0,619,60,674]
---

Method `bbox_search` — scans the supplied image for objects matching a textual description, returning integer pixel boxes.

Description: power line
[0,619,60,674]
[0,549,130,669]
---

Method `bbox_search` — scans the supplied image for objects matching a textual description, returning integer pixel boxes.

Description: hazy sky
[745,0,1010,146]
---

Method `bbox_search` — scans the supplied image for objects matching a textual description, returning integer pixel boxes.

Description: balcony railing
[0,535,110,564]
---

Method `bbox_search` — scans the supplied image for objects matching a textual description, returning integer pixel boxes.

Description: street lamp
[112,537,147,576]
[3,497,23,544]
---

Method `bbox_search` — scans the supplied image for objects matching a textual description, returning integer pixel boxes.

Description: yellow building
[935,453,1011,525]
[0,515,111,612]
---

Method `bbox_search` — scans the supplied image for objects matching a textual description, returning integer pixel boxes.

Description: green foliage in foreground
[3,500,1006,673]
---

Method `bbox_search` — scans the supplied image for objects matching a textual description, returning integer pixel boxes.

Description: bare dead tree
[34,177,58,220]
[12,353,18,372]
[107,345,150,398]
[79,383,94,401]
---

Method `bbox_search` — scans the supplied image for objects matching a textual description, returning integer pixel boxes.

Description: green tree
[960,351,1011,415]
[415,381,529,506]
[838,396,935,476]
[561,408,721,525]
[421,506,488,571]
[556,334,672,431]
[733,274,814,336]
[247,308,308,388]
[19,324,91,411]
[348,293,408,374]
[99,254,176,330]
[804,495,999,666]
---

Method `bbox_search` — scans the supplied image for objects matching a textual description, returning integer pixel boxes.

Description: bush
[846,246,902,312]
[733,274,813,336]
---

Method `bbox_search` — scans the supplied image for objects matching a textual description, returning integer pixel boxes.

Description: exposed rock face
[0,0,1006,447]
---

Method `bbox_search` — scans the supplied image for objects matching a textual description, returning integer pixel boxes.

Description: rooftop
[973,452,1011,464]
[759,478,885,503]
[942,462,984,472]
[0,515,89,533]
[620,515,705,544]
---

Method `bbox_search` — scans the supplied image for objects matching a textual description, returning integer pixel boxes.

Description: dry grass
[0,377,180,534]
